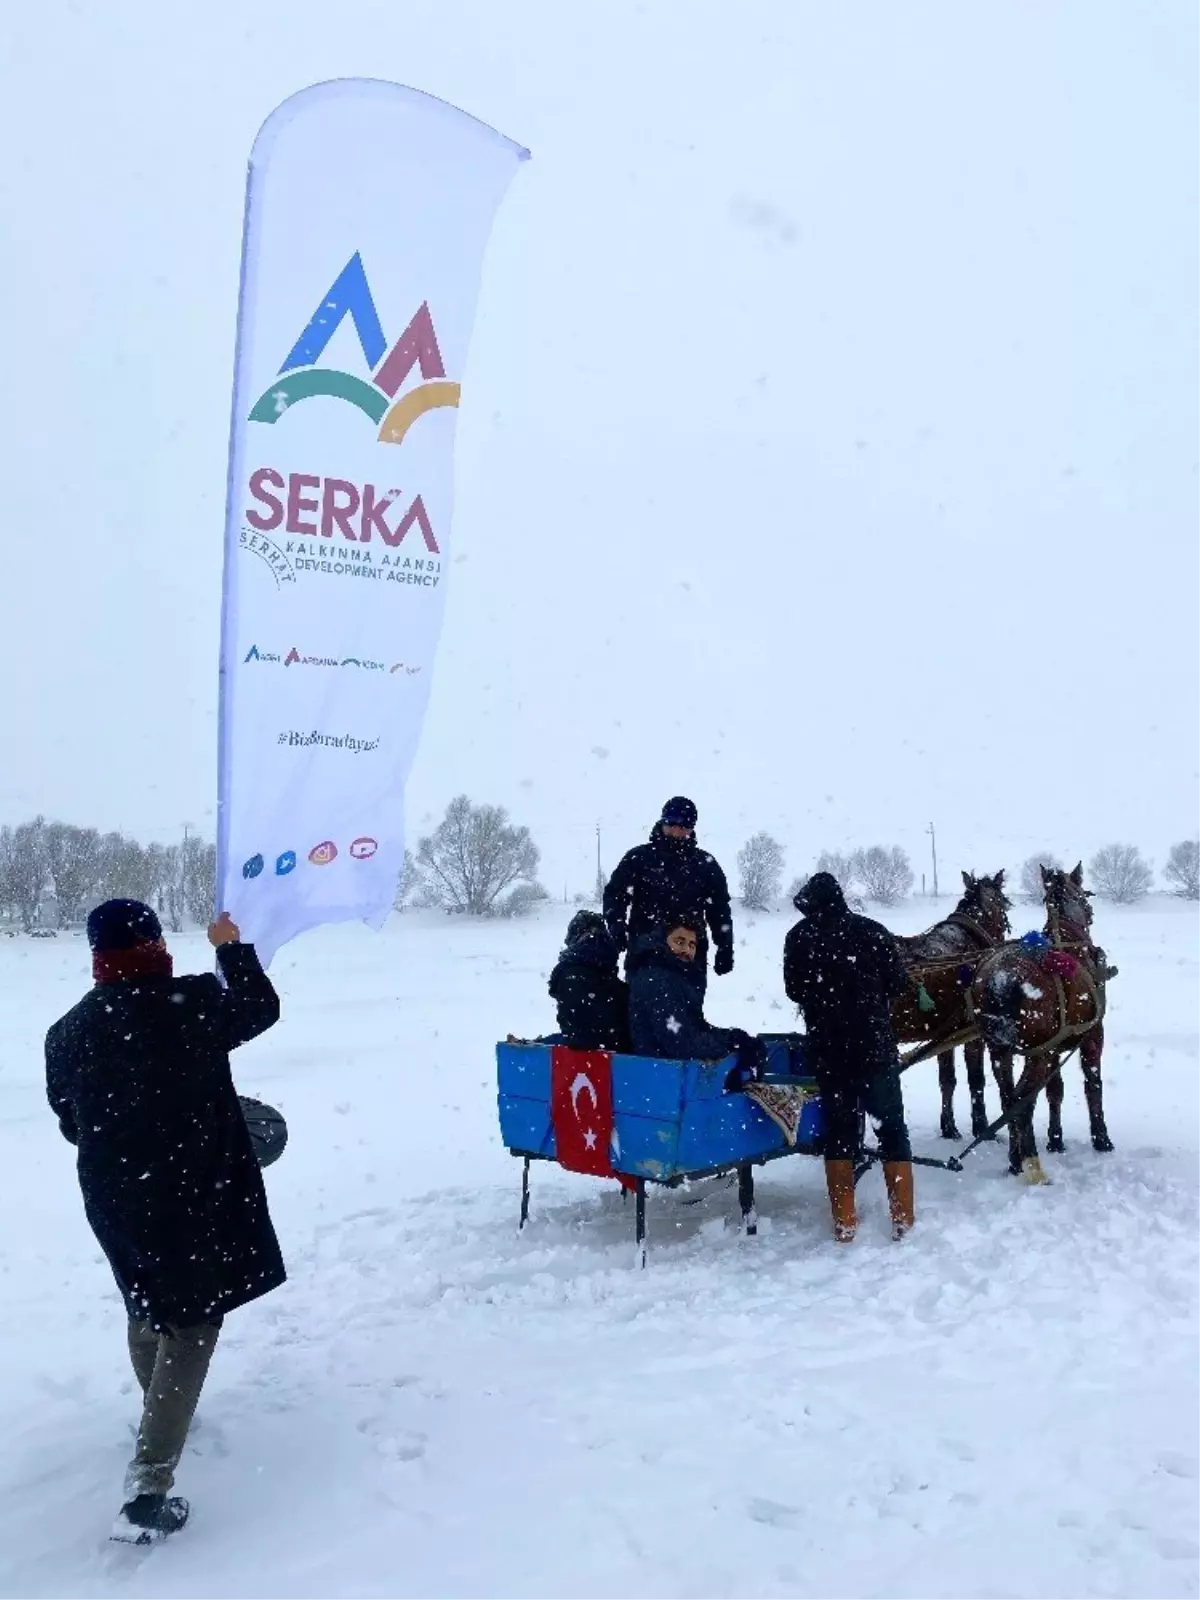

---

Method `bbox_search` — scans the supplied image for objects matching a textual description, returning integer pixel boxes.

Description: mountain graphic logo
[248,252,458,447]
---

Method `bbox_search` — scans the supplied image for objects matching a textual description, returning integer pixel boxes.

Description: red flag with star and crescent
[550,1047,617,1176]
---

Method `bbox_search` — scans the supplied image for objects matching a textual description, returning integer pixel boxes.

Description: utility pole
[927,822,939,900]
[594,822,604,904]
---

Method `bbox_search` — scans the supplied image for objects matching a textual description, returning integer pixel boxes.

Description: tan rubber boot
[884,1161,915,1239]
[824,1160,858,1242]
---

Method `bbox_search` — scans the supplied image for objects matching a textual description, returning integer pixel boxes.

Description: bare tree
[1019,851,1062,904]
[855,845,914,906]
[1163,840,1200,900]
[495,881,551,918]
[181,836,217,924]
[0,826,17,923]
[814,850,860,896]
[158,843,187,933]
[413,796,542,915]
[1089,843,1154,904]
[142,842,173,918]
[7,818,48,931]
[43,823,101,926]
[737,831,785,910]
[93,831,156,906]
[393,849,419,911]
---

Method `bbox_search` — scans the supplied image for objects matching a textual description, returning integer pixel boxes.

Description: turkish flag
[550,1047,616,1177]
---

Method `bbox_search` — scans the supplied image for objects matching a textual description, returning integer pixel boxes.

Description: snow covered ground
[0,897,1196,1599]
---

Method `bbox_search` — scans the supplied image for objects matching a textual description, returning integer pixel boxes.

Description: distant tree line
[0,818,217,933]
[741,835,1199,913]
[7,804,1195,935]
[1017,842,1199,905]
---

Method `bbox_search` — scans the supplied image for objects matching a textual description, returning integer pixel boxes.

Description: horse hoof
[1021,1156,1050,1186]
[1047,1135,1065,1155]
[1093,1134,1115,1153]
[940,1123,961,1142]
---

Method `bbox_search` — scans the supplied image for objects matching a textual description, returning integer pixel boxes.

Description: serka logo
[248,252,458,448]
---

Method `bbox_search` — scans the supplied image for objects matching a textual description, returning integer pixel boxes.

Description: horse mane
[897,874,1007,964]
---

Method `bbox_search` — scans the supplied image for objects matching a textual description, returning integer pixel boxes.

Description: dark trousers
[125,1317,221,1498]
[819,1066,912,1163]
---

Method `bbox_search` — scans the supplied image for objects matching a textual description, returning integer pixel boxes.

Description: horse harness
[898,910,1109,1069]
[898,913,1001,1069]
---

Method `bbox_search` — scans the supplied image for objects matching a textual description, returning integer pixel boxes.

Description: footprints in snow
[356,1413,428,1464]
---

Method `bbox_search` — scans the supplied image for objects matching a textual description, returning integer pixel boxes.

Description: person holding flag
[45,901,285,1543]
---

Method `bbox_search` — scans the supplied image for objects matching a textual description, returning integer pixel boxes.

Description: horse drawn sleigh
[496,862,1119,1260]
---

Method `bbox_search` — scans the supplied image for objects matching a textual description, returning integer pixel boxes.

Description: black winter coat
[626,932,742,1061]
[547,925,629,1051]
[45,942,286,1329]
[603,827,733,968]
[783,891,909,1078]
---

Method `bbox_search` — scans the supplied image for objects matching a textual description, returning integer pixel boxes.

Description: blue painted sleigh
[497,1038,824,1261]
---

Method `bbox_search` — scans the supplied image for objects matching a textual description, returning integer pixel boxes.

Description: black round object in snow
[238,1096,288,1168]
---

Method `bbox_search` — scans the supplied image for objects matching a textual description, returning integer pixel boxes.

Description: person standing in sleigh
[603,797,735,996]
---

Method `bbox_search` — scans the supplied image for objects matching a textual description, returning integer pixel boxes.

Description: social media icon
[242,854,264,880]
[275,851,296,876]
[350,837,378,860]
[308,841,338,866]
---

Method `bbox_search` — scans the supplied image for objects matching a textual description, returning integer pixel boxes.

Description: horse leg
[1012,1054,1051,1184]
[990,1049,1020,1173]
[938,1051,960,1140]
[965,1040,992,1140]
[1080,1025,1114,1153]
[1046,1055,1065,1153]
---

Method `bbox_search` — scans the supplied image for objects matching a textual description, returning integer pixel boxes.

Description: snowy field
[0,898,1196,1600]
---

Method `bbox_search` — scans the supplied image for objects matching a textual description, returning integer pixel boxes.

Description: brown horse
[893,871,1012,1141]
[971,863,1114,1182]
[1042,866,1116,1158]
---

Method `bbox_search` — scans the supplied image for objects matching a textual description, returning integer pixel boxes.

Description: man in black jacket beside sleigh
[603,797,734,993]
[45,899,285,1544]
[784,872,915,1244]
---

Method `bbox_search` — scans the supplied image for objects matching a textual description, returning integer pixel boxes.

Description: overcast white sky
[1,0,1196,895]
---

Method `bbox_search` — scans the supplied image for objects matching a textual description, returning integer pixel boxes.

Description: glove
[713,947,734,977]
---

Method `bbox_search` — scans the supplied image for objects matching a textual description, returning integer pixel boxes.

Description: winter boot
[111,1494,190,1545]
[883,1161,915,1240]
[824,1160,857,1243]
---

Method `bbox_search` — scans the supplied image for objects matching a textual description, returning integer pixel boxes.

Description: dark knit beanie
[661,796,698,828]
[86,899,163,952]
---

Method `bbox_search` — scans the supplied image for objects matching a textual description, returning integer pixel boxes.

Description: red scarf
[92,945,175,984]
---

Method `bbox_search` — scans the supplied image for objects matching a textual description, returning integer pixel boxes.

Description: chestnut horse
[971,863,1115,1182]
[893,871,1012,1140]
